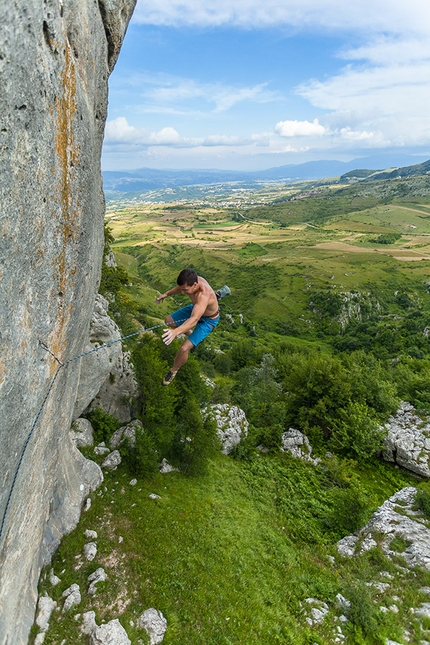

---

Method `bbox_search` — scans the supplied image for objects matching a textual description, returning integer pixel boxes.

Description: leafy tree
[230,339,261,371]
[132,335,177,455]
[172,399,219,475]
[120,427,159,477]
[327,401,387,461]
[282,353,352,436]
[341,351,399,416]
[232,355,287,448]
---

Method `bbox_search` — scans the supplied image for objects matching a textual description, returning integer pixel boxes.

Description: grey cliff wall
[0,1,136,643]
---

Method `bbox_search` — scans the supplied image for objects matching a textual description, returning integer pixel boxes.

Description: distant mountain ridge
[340,159,430,183]
[103,154,430,194]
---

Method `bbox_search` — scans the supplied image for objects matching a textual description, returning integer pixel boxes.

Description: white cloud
[105,118,183,146]
[275,119,326,137]
[149,80,276,112]
[133,0,430,33]
[296,45,430,147]
[104,117,270,149]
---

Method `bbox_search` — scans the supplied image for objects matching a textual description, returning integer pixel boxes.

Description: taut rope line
[0,319,184,542]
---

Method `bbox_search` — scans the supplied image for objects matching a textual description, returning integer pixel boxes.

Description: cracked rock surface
[382,402,430,477]
[337,487,430,569]
[203,404,249,454]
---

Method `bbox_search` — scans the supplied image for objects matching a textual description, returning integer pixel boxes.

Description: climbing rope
[0,318,185,542]
[0,283,231,542]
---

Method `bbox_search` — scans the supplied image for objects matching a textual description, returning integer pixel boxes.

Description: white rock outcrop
[110,419,142,449]
[303,598,329,626]
[138,608,168,644]
[87,568,107,595]
[101,451,122,471]
[203,404,249,454]
[83,542,97,561]
[91,619,131,645]
[62,584,81,612]
[73,295,137,422]
[81,611,98,635]
[35,594,57,633]
[48,569,61,587]
[159,459,179,474]
[382,402,430,477]
[70,418,95,448]
[337,487,430,569]
[281,428,320,465]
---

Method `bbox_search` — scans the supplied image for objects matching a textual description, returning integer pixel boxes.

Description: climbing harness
[0,287,231,541]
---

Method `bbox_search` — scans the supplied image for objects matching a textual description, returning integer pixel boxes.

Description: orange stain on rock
[51,40,81,357]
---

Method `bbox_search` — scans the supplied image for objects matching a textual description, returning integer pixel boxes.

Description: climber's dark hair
[177,268,198,286]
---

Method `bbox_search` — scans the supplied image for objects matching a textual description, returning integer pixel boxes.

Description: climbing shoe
[162,370,177,386]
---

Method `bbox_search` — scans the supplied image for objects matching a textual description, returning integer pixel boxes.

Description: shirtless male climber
[156,268,220,386]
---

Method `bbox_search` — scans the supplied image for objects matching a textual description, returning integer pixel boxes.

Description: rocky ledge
[382,402,430,478]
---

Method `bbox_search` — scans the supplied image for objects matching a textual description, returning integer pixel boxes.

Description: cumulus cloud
[275,119,326,137]
[105,118,183,146]
[107,1,430,161]
[295,41,430,147]
[104,117,270,149]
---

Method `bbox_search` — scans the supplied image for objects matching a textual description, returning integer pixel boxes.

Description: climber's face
[180,282,198,295]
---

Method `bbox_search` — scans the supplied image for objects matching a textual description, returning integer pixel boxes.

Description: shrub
[87,408,120,444]
[327,402,387,461]
[322,483,371,537]
[230,339,260,371]
[415,483,430,518]
[120,427,159,477]
[172,400,219,476]
[344,581,379,637]
[132,335,177,455]
[213,353,232,375]
[283,353,352,436]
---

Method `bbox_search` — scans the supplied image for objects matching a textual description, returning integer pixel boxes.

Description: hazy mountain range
[103,154,430,194]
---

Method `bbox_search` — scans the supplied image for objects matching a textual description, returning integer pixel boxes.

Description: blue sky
[102,0,430,171]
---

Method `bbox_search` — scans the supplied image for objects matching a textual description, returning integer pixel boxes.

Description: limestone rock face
[203,404,249,454]
[88,348,138,422]
[0,1,135,643]
[73,294,138,422]
[382,402,430,477]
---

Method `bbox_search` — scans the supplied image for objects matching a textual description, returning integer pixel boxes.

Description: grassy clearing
[37,453,427,645]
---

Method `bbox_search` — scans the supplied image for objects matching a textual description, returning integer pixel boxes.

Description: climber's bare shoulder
[189,276,219,317]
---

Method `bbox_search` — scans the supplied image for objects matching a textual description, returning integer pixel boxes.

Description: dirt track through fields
[397,206,430,216]
[311,241,430,261]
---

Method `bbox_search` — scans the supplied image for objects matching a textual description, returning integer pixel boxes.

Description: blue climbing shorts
[170,304,220,347]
